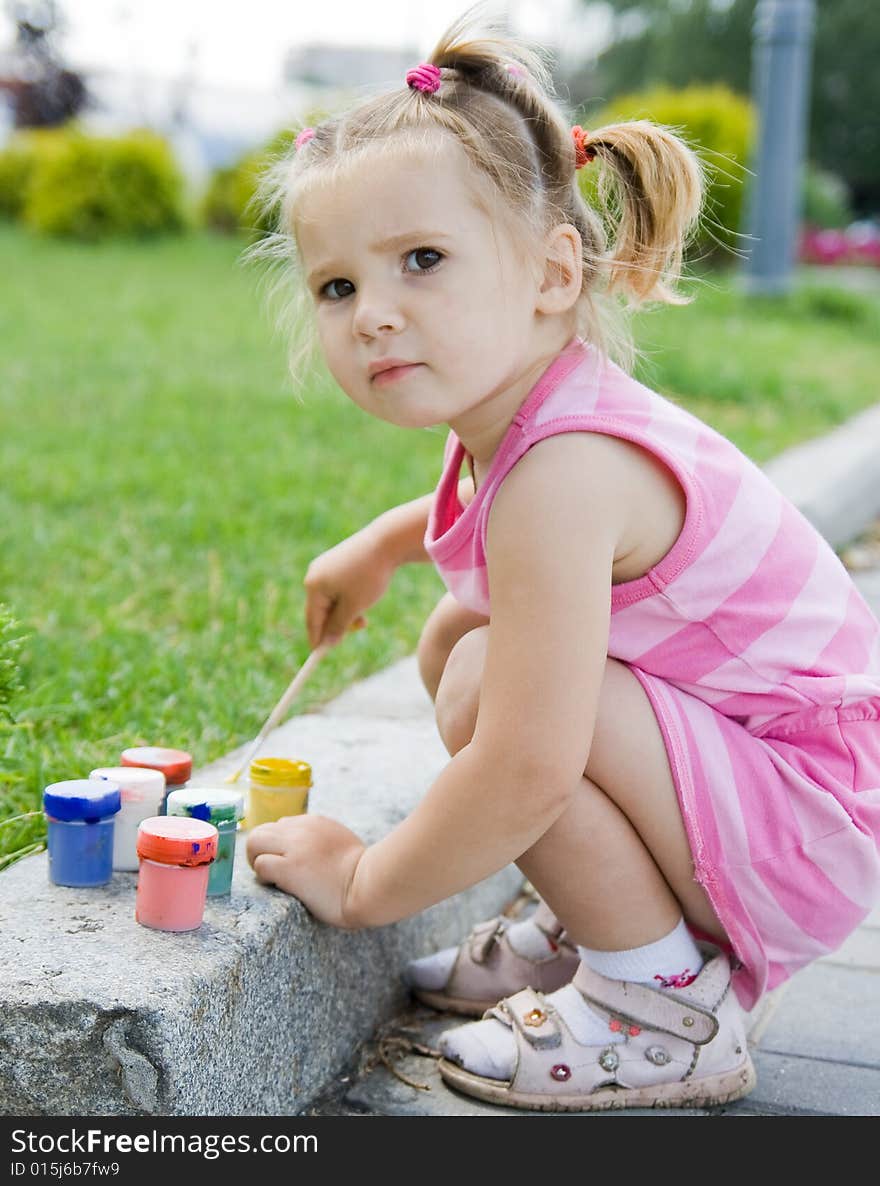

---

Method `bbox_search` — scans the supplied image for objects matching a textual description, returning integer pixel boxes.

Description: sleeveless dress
[424,335,880,1011]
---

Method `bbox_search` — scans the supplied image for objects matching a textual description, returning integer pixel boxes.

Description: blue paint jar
[43,779,122,887]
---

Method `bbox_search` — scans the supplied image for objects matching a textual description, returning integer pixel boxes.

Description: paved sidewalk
[306,531,880,1118]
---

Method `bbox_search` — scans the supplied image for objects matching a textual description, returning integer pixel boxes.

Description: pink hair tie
[505,62,526,77]
[406,62,442,94]
[295,127,315,150]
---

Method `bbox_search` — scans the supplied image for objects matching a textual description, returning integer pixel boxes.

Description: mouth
[370,363,423,386]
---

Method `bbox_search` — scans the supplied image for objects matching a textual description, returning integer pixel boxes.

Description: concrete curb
[2,401,878,1117]
[0,666,521,1116]
[762,402,880,549]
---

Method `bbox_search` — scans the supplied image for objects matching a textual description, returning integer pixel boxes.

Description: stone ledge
[763,402,880,549]
[0,659,522,1116]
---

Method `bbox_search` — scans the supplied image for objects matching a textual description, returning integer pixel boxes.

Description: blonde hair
[244,2,707,395]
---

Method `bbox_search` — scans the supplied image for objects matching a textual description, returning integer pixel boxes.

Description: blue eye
[318,247,444,302]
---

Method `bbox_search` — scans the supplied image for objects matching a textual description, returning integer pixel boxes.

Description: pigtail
[423,9,571,212]
[585,121,706,307]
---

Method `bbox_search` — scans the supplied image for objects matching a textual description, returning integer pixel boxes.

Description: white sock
[577,916,703,990]
[404,914,554,991]
[439,917,704,1081]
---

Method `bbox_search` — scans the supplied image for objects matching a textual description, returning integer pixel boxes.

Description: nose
[351,285,405,338]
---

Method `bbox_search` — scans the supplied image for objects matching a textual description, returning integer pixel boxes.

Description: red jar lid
[121,746,192,786]
[136,816,217,866]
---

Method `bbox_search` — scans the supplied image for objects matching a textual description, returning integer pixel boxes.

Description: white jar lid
[90,766,166,803]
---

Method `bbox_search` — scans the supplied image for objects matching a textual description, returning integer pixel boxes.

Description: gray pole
[742,0,816,295]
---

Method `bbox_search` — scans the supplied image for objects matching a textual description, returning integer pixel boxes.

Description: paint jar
[120,746,192,815]
[166,788,244,897]
[89,766,166,872]
[246,758,311,830]
[135,816,218,932]
[43,779,122,887]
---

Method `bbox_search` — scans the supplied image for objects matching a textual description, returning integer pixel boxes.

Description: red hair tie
[572,125,596,169]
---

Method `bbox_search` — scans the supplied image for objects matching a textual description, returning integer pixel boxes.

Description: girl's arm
[368,478,474,566]
[345,432,632,926]
[246,434,632,927]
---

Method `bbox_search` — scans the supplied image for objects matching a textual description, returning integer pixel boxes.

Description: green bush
[0,603,44,872]
[580,84,755,261]
[0,126,68,220]
[201,146,269,236]
[23,128,187,240]
[801,164,853,229]
[0,604,24,724]
[201,122,324,237]
[0,140,35,220]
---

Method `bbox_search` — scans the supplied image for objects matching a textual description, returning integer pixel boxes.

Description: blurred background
[1,0,877,256]
[2,1,879,868]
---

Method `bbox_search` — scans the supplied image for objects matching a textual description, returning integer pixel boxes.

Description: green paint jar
[165,788,244,897]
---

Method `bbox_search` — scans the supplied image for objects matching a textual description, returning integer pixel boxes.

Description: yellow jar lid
[249,757,312,788]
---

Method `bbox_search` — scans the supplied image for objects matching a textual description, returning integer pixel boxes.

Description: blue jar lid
[43,779,121,822]
[166,787,244,824]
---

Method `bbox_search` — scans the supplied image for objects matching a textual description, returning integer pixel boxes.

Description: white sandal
[438,945,756,1110]
[406,900,580,1016]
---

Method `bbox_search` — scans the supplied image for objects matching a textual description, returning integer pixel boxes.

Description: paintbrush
[225,617,366,784]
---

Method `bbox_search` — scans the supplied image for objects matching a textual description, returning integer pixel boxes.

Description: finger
[251,852,289,886]
[245,824,287,865]
[304,591,333,651]
[322,600,352,645]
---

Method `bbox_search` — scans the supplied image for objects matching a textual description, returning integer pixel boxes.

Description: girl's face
[295,141,551,432]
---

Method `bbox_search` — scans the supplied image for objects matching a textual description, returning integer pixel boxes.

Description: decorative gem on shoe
[653,968,699,989]
[645,1046,671,1066]
[523,1008,546,1027]
[550,1063,571,1081]
[609,1017,642,1036]
[598,1048,620,1072]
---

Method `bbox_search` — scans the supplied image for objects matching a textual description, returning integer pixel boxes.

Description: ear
[535,223,582,315]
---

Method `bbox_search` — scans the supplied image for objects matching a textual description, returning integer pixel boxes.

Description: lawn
[2,223,879,867]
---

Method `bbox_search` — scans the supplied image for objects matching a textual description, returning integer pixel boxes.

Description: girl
[244,5,880,1112]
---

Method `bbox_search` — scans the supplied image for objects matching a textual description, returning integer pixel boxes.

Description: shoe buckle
[470,917,507,963]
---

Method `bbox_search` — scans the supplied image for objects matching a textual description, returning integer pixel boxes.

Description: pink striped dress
[424,335,880,1011]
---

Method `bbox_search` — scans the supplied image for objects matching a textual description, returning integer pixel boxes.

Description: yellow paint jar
[246,758,312,829]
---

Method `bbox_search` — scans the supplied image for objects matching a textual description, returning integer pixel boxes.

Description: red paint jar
[135,816,217,932]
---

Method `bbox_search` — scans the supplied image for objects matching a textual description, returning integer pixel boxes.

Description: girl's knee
[417,595,489,702]
[434,626,489,755]
[417,632,447,703]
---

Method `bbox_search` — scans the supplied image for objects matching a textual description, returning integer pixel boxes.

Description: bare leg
[416,591,490,702]
[430,629,753,1100]
[434,626,728,951]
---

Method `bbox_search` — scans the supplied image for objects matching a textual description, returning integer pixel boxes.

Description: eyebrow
[306,230,451,286]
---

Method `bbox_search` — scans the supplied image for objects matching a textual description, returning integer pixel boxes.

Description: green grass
[2,223,879,868]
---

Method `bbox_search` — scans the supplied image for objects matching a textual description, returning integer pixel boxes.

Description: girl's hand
[304,527,396,649]
[245,814,366,929]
